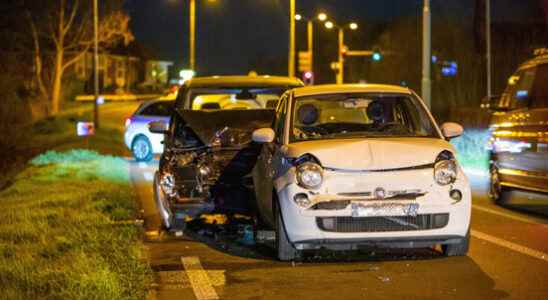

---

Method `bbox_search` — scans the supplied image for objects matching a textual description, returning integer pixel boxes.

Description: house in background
[73,42,173,94]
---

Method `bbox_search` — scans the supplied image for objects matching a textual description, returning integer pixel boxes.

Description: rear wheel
[442,230,470,257]
[132,135,153,162]
[489,164,507,204]
[274,196,300,261]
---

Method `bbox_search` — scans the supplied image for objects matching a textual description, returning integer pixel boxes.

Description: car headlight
[434,159,457,185]
[296,162,323,189]
[160,172,177,197]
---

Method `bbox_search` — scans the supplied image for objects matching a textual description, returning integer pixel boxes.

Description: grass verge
[0,149,152,299]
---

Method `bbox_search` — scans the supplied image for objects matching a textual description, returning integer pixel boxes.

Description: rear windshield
[139,101,173,116]
[181,87,289,110]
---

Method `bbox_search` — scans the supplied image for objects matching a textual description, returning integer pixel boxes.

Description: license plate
[351,202,420,217]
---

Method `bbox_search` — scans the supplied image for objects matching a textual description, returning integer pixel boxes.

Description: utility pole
[421,0,432,109]
[189,0,196,71]
[93,0,99,129]
[486,0,492,99]
[289,0,295,77]
[307,20,313,75]
[337,28,344,84]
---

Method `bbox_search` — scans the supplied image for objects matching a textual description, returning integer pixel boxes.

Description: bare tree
[26,0,133,115]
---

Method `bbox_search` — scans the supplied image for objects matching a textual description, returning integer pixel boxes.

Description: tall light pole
[337,27,344,84]
[93,0,99,129]
[324,20,357,84]
[307,20,313,75]
[486,0,492,100]
[421,0,432,109]
[189,0,196,71]
[289,0,296,77]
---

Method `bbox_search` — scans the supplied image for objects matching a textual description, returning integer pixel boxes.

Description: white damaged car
[252,84,471,261]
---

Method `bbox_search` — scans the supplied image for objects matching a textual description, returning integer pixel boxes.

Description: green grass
[0,150,151,299]
[450,129,491,176]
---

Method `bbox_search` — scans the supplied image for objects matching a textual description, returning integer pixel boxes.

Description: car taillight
[125,118,131,128]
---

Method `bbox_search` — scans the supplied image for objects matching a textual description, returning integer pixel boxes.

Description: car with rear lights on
[251,84,471,261]
[482,49,548,202]
[124,100,174,161]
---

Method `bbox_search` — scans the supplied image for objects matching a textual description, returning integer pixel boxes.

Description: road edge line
[472,204,547,226]
[471,229,548,263]
[181,256,219,300]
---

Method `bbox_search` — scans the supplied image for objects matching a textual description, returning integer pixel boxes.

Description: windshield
[184,88,287,110]
[290,93,439,142]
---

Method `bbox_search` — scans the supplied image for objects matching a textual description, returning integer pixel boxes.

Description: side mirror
[480,94,507,112]
[148,120,168,134]
[252,128,275,143]
[441,122,463,139]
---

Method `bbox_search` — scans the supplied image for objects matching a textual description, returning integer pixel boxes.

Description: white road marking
[181,256,219,300]
[139,162,147,169]
[143,172,153,182]
[472,204,547,226]
[471,230,548,263]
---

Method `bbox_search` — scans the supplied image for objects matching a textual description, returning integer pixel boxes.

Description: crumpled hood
[177,109,275,146]
[285,138,455,171]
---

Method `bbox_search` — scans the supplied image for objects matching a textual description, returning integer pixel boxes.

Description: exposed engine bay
[157,109,275,220]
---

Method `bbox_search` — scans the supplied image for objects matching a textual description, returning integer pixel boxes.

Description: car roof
[518,53,548,71]
[184,75,304,89]
[292,84,412,98]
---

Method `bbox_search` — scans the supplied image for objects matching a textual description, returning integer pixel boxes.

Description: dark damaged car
[149,76,304,229]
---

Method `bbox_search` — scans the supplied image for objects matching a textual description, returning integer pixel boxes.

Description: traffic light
[372,52,382,61]
[303,71,314,85]
[372,47,382,61]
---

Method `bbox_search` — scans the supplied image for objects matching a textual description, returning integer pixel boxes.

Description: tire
[132,135,153,162]
[153,172,173,229]
[489,164,507,204]
[274,197,300,261]
[442,230,470,257]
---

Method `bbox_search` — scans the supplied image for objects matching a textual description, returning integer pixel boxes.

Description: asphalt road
[107,102,548,300]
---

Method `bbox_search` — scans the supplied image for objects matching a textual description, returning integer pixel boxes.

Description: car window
[140,101,173,116]
[509,67,536,110]
[531,64,548,109]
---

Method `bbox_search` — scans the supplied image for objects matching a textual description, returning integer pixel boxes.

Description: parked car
[124,100,174,161]
[251,84,471,261]
[150,76,304,229]
[484,49,548,201]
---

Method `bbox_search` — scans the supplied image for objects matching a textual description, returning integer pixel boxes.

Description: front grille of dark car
[316,214,449,233]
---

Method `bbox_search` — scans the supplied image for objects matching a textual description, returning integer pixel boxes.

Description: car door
[254,93,289,227]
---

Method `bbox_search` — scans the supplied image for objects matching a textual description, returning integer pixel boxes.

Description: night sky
[125,0,544,76]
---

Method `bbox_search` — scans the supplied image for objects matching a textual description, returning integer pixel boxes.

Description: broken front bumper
[275,167,471,247]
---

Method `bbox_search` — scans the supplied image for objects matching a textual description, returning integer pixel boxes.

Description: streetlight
[187,0,217,73]
[93,0,99,129]
[422,0,432,109]
[318,13,327,21]
[324,19,358,84]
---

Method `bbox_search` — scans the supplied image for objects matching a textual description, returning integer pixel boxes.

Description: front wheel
[275,198,300,261]
[442,230,470,257]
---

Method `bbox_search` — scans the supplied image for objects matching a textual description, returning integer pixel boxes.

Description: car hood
[285,138,455,171]
[177,109,275,147]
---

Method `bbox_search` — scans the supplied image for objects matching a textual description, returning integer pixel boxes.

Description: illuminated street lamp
[295,14,302,21]
[323,20,359,84]
[187,0,217,73]
[318,13,327,21]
